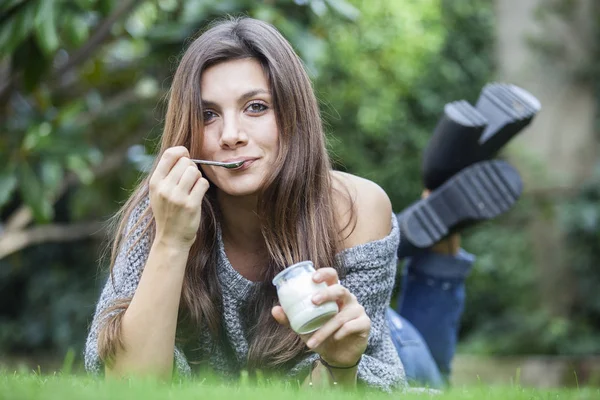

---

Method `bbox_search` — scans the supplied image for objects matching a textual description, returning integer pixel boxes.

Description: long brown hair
[98,16,350,373]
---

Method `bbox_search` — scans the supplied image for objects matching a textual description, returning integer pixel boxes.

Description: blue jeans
[385,243,475,388]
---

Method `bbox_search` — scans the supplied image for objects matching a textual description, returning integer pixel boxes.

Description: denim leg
[386,308,445,388]
[396,249,475,379]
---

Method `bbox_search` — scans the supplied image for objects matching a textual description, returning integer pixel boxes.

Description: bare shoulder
[330,170,393,250]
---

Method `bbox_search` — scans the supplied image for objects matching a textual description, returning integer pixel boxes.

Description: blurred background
[0,0,599,387]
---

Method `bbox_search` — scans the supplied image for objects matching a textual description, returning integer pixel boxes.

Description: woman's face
[198,58,279,197]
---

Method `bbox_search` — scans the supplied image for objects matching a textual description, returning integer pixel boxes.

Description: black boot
[421,83,540,191]
[399,160,523,250]
[421,100,488,190]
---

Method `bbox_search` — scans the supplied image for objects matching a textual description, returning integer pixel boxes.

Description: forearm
[106,240,190,379]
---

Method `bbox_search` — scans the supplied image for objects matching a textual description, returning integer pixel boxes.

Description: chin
[217,176,267,197]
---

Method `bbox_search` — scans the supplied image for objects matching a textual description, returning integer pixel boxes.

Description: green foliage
[0,241,100,354]
[313,0,444,203]
[556,164,600,354]
[460,162,600,356]
[314,0,495,208]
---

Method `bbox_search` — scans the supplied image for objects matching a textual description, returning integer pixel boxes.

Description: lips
[223,157,257,170]
[222,157,256,163]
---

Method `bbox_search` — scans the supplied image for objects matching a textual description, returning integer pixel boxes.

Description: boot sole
[402,160,522,248]
[476,83,541,158]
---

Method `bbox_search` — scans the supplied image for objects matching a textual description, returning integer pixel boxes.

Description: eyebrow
[201,89,271,109]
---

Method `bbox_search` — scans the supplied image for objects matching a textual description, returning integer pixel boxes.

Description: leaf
[40,159,64,196]
[17,162,54,223]
[146,22,194,43]
[56,100,86,127]
[0,0,27,15]
[0,1,36,58]
[34,0,59,55]
[19,39,50,91]
[125,2,158,38]
[97,0,118,16]
[66,155,94,185]
[325,0,360,21]
[64,13,89,47]
[0,169,18,209]
[72,0,97,11]
[310,0,327,17]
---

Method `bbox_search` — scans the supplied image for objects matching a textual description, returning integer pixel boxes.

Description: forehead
[201,58,270,99]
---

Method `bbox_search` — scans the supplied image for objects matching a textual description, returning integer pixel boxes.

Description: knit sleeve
[287,215,406,392]
[83,196,191,377]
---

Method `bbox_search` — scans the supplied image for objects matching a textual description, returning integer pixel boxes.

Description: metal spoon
[191,159,245,169]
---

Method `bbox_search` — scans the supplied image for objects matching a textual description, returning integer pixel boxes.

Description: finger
[305,306,362,349]
[312,283,355,307]
[271,305,290,327]
[332,315,371,341]
[165,157,194,187]
[312,267,339,286]
[176,165,202,194]
[151,146,190,184]
[189,176,210,205]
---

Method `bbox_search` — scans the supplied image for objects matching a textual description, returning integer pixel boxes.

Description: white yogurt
[273,261,339,334]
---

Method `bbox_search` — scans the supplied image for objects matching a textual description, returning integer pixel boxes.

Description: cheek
[199,131,219,157]
[259,116,279,148]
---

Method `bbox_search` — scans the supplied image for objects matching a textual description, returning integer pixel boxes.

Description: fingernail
[312,294,323,304]
[307,338,317,349]
[313,272,321,281]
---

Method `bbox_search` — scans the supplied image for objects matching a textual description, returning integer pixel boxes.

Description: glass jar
[272,261,339,334]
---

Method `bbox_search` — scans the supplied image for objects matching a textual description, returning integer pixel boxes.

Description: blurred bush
[458,168,600,356]
[313,0,495,207]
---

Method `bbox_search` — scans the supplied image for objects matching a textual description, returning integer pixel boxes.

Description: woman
[85,17,404,391]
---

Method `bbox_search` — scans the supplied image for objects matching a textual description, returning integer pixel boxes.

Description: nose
[219,115,248,149]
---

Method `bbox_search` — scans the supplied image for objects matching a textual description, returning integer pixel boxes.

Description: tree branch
[0,221,106,260]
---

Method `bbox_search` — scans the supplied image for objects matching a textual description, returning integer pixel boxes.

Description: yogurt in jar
[272,261,339,334]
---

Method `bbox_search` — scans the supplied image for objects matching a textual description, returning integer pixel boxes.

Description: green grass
[0,373,598,400]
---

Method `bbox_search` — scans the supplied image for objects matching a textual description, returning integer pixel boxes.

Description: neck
[216,191,264,252]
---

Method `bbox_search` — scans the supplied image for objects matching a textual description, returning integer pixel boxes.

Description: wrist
[308,356,361,388]
[154,234,195,252]
[152,237,194,262]
[319,355,361,369]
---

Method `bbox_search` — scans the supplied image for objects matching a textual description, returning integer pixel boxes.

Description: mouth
[223,158,257,170]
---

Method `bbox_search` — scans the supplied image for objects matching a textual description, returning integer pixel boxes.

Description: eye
[203,110,217,123]
[246,102,268,114]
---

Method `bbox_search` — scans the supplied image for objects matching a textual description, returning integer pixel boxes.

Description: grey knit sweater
[84,198,406,391]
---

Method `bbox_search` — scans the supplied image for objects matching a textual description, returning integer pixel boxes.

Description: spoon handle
[191,159,243,169]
